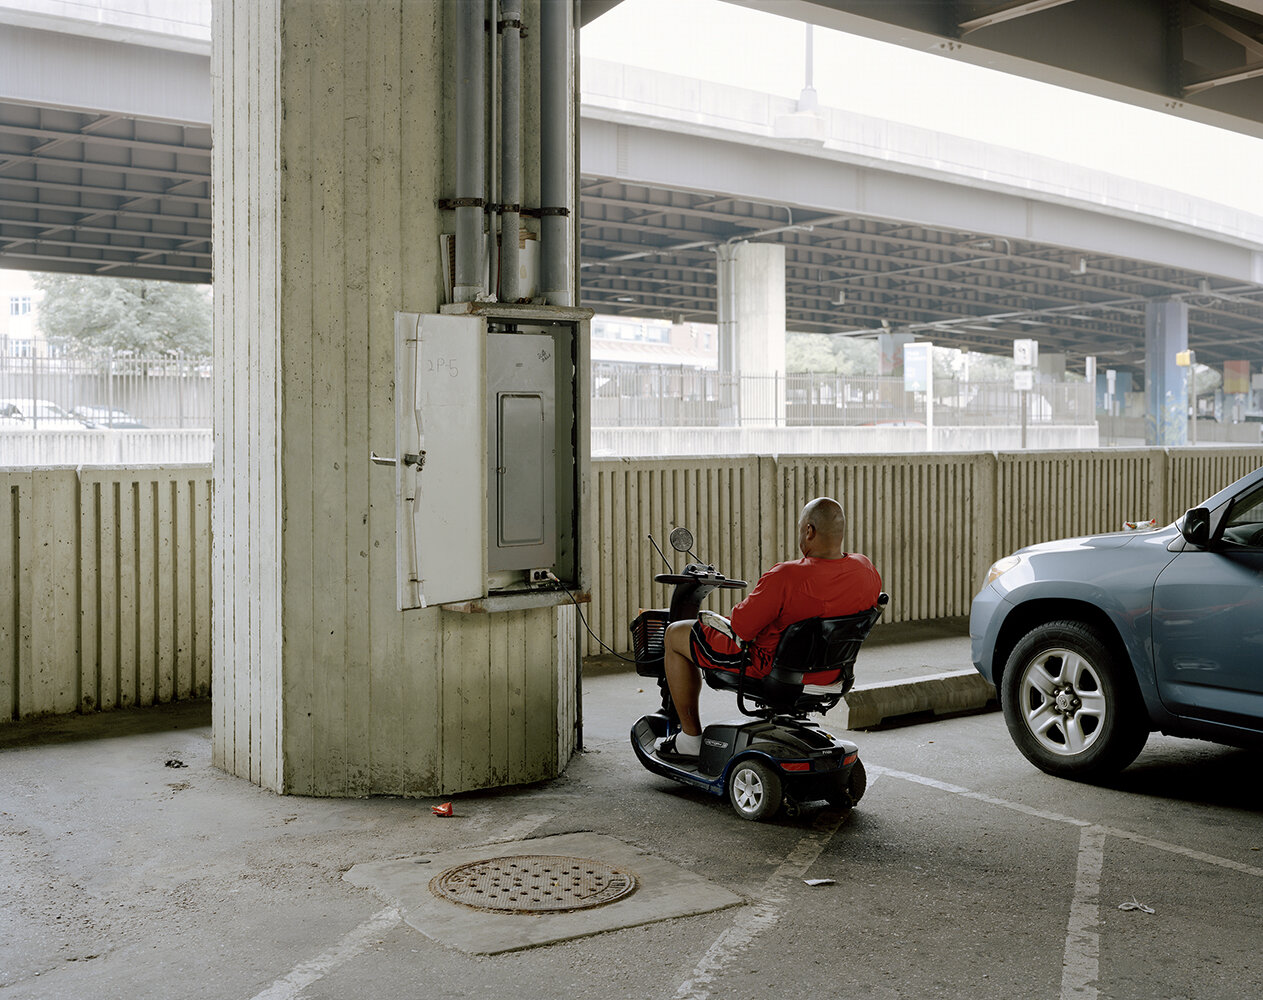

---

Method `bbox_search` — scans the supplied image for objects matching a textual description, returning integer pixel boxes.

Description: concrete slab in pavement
[345,832,742,954]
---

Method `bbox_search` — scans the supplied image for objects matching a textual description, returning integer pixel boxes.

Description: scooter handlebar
[653,573,747,589]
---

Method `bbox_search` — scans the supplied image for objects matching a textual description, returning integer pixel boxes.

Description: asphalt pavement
[3,623,1263,1000]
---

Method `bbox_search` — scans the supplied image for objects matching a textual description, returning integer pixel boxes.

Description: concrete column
[212,0,578,796]
[1037,352,1066,379]
[716,241,786,426]
[878,333,913,376]
[1144,298,1189,446]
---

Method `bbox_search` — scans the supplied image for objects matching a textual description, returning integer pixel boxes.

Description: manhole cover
[429,855,638,914]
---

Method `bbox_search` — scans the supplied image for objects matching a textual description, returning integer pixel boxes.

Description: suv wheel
[1000,620,1148,779]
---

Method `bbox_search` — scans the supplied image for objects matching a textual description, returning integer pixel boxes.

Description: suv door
[1152,481,1263,726]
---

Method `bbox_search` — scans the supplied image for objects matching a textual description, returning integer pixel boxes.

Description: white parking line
[1061,825,1106,1000]
[869,765,1263,1000]
[870,765,1263,877]
[871,765,1092,828]
[248,906,401,1000]
[672,802,856,1000]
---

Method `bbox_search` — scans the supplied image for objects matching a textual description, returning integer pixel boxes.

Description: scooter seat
[703,595,888,716]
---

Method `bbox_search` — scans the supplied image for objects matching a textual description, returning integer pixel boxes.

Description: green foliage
[785,333,879,374]
[34,274,211,357]
[1193,364,1222,397]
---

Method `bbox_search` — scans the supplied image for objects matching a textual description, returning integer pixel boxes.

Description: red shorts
[689,621,753,676]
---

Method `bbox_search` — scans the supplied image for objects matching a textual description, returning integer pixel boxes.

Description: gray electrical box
[487,332,556,572]
[390,302,589,611]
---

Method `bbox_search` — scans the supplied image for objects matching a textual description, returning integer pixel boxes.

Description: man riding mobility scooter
[629,527,888,821]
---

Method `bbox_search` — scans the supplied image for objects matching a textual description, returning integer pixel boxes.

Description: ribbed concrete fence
[586,448,1263,657]
[3,449,1262,721]
[2,465,212,722]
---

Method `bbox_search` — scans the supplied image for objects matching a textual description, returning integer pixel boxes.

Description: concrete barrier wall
[1,465,212,722]
[587,447,1263,656]
[5,448,1263,721]
[0,429,213,466]
[593,423,1099,458]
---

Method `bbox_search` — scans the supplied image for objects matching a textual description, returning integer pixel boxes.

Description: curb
[838,670,997,730]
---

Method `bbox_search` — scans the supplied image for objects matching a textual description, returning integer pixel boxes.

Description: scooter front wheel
[727,759,782,821]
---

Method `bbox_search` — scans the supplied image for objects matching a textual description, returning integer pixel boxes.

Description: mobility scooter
[629,528,888,822]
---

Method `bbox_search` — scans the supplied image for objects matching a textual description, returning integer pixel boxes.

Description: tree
[1193,364,1222,398]
[786,333,879,374]
[34,274,211,357]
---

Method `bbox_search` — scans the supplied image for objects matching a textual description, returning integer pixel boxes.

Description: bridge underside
[3,93,1260,374]
[584,0,1263,141]
[0,99,210,284]
[581,174,1263,371]
[3,6,1263,374]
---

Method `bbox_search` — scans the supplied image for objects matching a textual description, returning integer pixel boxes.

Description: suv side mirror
[1182,507,1211,547]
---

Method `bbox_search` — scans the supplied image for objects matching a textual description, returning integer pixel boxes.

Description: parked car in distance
[0,398,95,428]
[72,405,145,429]
[971,464,1263,778]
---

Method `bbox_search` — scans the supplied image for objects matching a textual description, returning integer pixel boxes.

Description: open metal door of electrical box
[391,312,486,609]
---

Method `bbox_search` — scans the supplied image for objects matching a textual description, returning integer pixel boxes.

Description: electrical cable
[545,572,639,663]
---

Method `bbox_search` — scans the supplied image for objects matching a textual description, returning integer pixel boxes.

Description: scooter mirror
[669,527,694,553]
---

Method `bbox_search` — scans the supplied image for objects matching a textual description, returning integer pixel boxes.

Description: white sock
[674,731,701,754]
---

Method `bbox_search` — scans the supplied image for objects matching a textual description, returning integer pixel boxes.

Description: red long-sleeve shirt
[730,554,882,678]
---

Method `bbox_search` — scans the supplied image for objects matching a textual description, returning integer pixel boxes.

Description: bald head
[797,497,847,558]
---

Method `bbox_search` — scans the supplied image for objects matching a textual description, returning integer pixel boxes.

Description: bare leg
[664,620,703,736]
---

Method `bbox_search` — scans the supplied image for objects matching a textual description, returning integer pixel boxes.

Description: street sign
[903,342,930,393]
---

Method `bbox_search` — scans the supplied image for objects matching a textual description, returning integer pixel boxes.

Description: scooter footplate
[631,715,724,795]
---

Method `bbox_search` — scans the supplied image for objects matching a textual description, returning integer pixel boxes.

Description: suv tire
[1000,620,1148,778]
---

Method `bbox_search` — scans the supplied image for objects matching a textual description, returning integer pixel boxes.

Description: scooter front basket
[630,609,669,677]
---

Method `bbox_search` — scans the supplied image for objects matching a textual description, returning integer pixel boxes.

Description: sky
[582,0,1263,219]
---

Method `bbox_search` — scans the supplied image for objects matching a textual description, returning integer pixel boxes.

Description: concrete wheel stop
[344,832,743,954]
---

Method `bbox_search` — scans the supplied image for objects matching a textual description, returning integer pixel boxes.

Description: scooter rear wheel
[727,759,782,822]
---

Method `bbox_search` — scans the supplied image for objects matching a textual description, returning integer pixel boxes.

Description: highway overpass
[1,3,1262,378]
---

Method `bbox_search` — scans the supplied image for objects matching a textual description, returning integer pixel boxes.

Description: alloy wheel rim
[733,767,765,812]
[1019,647,1108,756]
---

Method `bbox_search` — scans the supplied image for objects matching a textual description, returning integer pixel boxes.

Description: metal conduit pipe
[499,0,523,302]
[539,0,570,305]
[486,0,499,295]
[454,0,486,303]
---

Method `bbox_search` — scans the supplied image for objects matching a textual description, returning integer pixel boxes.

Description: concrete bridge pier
[211,0,581,797]
[716,241,786,426]
[1145,298,1190,446]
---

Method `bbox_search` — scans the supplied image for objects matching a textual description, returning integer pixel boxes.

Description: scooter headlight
[985,555,1022,586]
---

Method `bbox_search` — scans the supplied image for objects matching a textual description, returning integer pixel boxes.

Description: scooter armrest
[698,610,739,643]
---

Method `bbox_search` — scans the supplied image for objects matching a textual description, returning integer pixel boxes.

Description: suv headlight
[985,555,1021,586]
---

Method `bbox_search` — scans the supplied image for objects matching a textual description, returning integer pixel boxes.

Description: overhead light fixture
[615,295,634,302]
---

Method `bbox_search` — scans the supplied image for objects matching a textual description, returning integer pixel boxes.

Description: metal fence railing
[0,353,212,429]
[591,364,1095,429]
